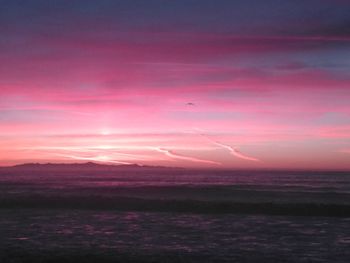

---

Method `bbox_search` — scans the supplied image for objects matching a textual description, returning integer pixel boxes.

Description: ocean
[0,167,349,262]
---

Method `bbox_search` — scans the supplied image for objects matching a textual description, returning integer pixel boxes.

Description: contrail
[28,146,153,161]
[55,153,133,165]
[195,130,261,162]
[213,141,261,162]
[153,147,221,165]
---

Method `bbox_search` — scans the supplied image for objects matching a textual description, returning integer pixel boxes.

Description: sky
[0,0,350,169]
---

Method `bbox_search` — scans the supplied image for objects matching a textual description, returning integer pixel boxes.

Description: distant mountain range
[1,162,182,170]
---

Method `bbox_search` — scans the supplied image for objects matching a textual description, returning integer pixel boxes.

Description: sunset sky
[0,0,349,169]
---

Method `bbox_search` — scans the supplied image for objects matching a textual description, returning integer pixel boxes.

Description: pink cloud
[1,25,350,169]
[338,149,350,154]
[153,147,221,166]
[196,131,261,162]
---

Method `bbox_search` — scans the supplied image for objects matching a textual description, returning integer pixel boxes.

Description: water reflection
[0,210,349,262]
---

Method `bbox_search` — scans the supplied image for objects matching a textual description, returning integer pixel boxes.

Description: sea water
[0,169,349,262]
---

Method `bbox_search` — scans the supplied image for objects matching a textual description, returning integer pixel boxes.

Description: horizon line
[1,161,349,172]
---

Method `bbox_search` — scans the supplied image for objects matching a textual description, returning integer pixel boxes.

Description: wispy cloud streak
[213,141,261,162]
[24,145,162,165]
[196,130,261,162]
[55,153,133,165]
[153,147,221,165]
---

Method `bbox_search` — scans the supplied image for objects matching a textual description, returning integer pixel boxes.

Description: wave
[1,194,350,217]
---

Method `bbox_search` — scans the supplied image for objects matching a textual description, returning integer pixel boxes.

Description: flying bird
[186,102,195,106]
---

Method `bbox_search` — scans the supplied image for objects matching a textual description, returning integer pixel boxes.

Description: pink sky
[0,1,349,169]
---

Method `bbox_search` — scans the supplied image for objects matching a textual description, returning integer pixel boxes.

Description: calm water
[0,210,350,262]
[1,169,350,191]
[0,168,350,262]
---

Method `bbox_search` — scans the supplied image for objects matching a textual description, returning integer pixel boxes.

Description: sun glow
[57,153,132,165]
[0,0,349,170]
[100,129,111,136]
[95,145,114,150]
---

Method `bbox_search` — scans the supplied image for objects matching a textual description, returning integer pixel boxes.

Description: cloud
[212,141,261,162]
[0,0,349,169]
[338,149,350,154]
[196,130,261,162]
[55,153,133,165]
[153,147,221,165]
